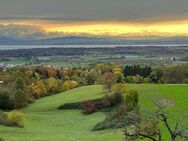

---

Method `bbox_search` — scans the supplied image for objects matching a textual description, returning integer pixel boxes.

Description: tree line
[0,63,188,110]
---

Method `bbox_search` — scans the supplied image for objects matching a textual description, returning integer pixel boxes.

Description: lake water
[0,44,188,50]
[0,45,121,50]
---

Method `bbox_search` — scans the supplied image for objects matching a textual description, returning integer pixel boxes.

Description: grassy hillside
[0,84,188,141]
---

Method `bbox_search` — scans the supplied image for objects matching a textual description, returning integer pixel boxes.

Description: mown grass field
[0,84,188,141]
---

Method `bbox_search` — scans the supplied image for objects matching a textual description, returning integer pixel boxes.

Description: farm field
[0,84,188,141]
[0,54,162,68]
[1,46,187,67]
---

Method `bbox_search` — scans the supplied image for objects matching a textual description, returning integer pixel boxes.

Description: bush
[0,137,5,141]
[7,110,24,127]
[125,90,139,112]
[59,94,124,112]
[69,81,78,89]
[14,89,28,109]
[16,77,25,90]
[93,115,118,131]
[62,81,70,91]
[112,93,124,106]
[112,105,126,119]
[58,102,82,109]
[97,97,111,110]
[134,75,144,84]
[93,105,127,131]
[58,98,111,111]
[0,92,13,110]
[93,107,141,131]
[125,76,136,83]
[114,83,126,94]
[107,93,124,107]
[82,101,96,115]
[0,110,8,125]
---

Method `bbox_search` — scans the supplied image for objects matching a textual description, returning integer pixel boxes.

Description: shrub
[107,93,124,107]
[69,81,78,89]
[62,81,70,91]
[82,101,96,115]
[125,90,139,112]
[93,107,141,131]
[143,78,150,83]
[112,93,124,106]
[0,137,5,141]
[93,105,127,131]
[58,98,111,111]
[0,110,8,125]
[58,102,82,109]
[134,75,144,84]
[115,74,125,83]
[97,97,111,109]
[7,110,24,127]
[93,116,117,131]
[112,105,126,119]
[14,89,28,109]
[15,77,25,90]
[0,92,13,110]
[114,83,126,94]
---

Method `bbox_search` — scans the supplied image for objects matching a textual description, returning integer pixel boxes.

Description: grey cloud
[0,0,188,21]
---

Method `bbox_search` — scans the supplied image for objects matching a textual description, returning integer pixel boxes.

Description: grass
[127,84,188,141]
[0,84,188,141]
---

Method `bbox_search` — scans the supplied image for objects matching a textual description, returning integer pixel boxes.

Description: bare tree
[100,72,116,94]
[154,101,188,141]
[123,119,161,141]
[123,99,188,141]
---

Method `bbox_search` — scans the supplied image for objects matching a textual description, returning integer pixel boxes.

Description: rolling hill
[0,84,188,141]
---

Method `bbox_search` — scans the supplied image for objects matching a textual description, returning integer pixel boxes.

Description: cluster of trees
[0,66,80,110]
[0,64,123,110]
[0,63,188,110]
[124,63,188,84]
[164,63,188,83]
[124,65,152,78]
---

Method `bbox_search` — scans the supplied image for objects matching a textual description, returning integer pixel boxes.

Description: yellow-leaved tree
[62,81,70,91]
[69,81,78,89]
[31,80,47,98]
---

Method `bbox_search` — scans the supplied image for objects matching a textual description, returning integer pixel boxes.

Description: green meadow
[0,84,188,141]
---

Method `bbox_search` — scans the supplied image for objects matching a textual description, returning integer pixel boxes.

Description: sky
[0,0,188,39]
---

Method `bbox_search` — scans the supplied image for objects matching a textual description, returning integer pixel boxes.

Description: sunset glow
[46,21,188,37]
[1,19,188,38]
